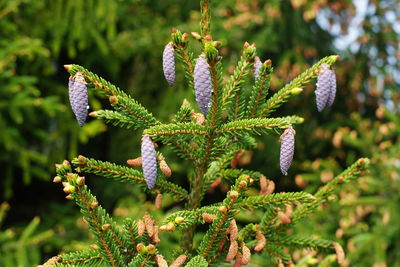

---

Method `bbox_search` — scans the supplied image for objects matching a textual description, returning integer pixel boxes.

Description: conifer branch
[290,158,369,224]
[172,100,195,123]
[172,29,195,92]
[89,110,139,129]
[222,53,253,118]
[55,250,104,266]
[200,0,211,37]
[215,116,303,136]
[271,235,334,250]
[65,64,159,128]
[236,192,316,210]
[260,55,339,117]
[247,62,273,118]
[72,156,188,200]
[217,169,265,184]
[144,123,208,138]
[198,175,250,262]
[162,206,220,230]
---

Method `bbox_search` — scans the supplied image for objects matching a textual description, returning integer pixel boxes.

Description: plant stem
[200,0,211,36]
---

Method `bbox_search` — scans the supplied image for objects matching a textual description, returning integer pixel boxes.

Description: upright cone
[194,54,212,115]
[315,63,336,111]
[253,56,262,81]
[141,134,157,189]
[163,42,175,86]
[280,127,295,175]
[68,72,88,126]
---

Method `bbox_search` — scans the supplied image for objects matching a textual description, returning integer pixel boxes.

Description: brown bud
[137,220,145,236]
[190,112,205,125]
[191,32,202,40]
[76,176,85,186]
[333,242,345,265]
[278,210,291,224]
[210,177,222,188]
[229,220,238,242]
[65,195,73,200]
[159,225,167,231]
[63,64,72,71]
[278,259,284,267]
[229,190,239,199]
[155,254,168,267]
[182,33,189,41]
[159,160,172,178]
[136,243,146,253]
[285,204,293,217]
[144,213,154,238]
[109,96,118,104]
[204,35,212,41]
[218,206,227,213]
[174,216,185,224]
[239,180,247,189]
[127,157,142,167]
[264,59,272,67]
[63,185,75,194]
[243,42,250,48]
[53,176,62,183]
[254,231,266,252]
[226,241,238,262]
[202,213,217,223]
[90,201,99,209]
[147,244,156,254]
[166,222,175,232]
[155,193,163,209]
[77,155,86,163]
[152,225,161,244]
[89,111,97,117]
[170,254,188,267]
[102,224,110,230]
[241,243,251,265]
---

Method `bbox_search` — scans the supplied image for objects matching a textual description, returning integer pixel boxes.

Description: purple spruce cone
[163,42,175,86]
[194,54,212,115]
[68,72,88,126]
[315,63,336,112]
[280,127,295,175]
[141,134,157,189]
[253,56,262,81]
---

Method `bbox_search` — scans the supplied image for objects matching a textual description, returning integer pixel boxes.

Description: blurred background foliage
[0,0,398,266]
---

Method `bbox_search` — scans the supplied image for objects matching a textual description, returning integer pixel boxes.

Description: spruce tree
[43,1,369,266]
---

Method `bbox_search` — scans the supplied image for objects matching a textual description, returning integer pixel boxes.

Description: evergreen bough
[44,1,369,266]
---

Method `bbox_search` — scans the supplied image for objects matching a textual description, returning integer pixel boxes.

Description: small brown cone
[229,219,238,242]
[254,231,266,252]
[137,220,145,236]
[159,160,172,178]
[241,243,251,265]
[226,241,238,262]
[155,254,168,267]
[127,157,142,167]
[333,242,345,265]
[152,225,161,244]
[170,254,188,267]
[155,193,163,209]
[144,213,154,238]
[278,209,291,224]
[202,213,217,223]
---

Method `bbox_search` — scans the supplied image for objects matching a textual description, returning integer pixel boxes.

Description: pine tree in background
[43,1,370,266]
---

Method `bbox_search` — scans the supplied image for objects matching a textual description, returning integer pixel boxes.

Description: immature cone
[253,56,262,81]
[280,127,295,175]
[162,42,175,86]
[141,134,157,189]
[315,63,336,111]
[194,54,212,115]
[170,254,188,267]
[68,72,88,126]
